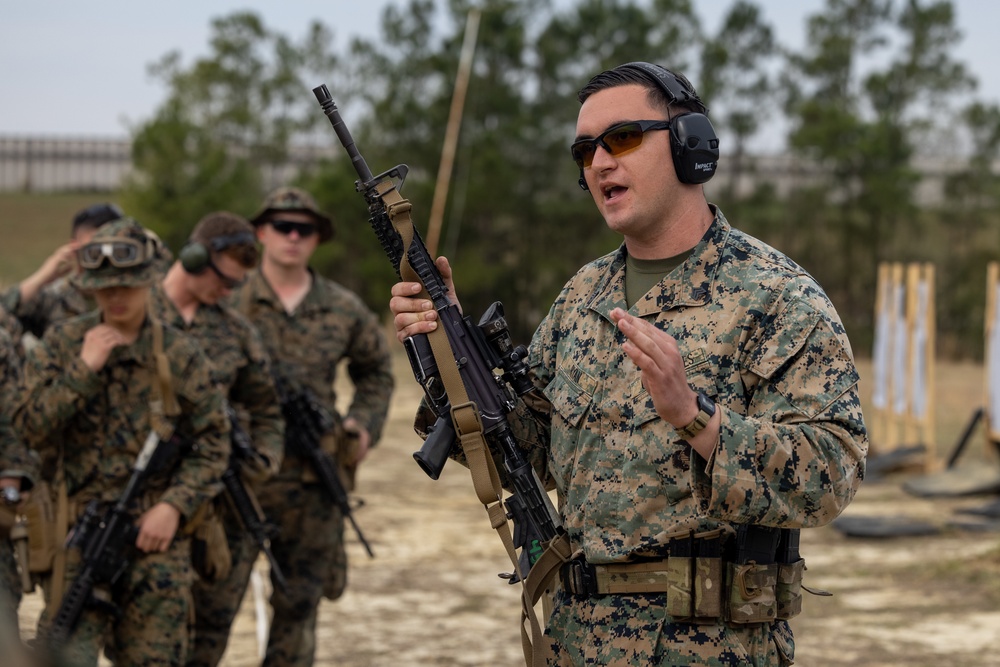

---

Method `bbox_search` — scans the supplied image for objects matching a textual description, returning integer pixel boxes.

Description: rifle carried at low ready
[275,376,374,558]
[222,403,288,591]
[46,432,164,652]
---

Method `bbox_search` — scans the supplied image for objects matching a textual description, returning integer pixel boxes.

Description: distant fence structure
[0,133,978,203]
[0,136,131,192]
[0,135,338,194]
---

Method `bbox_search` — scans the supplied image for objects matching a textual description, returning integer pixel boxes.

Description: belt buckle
[562,558,598,598]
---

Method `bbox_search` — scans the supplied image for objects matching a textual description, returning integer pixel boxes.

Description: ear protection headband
[578,62,720,189]
[179,231,256,274]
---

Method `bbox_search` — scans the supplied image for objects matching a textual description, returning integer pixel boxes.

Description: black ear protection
[179,231,256,274]
[577,62,720,190]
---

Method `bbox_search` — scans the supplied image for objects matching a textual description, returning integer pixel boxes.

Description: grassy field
[0,192,110,286]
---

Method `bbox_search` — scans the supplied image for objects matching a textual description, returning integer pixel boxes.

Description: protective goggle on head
[78,237,151,269]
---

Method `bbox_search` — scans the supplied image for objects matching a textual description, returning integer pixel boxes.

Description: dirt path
[19,351,1000,665]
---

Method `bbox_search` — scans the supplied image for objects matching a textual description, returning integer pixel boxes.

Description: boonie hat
[249,186,333,243]
[72,218,159,291]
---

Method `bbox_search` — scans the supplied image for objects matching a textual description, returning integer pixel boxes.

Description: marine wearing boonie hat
[249,186,334,243]
[71,218,160,291]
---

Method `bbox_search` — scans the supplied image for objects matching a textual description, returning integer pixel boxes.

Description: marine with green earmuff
[146,210,284,667]
[179,232,257,275]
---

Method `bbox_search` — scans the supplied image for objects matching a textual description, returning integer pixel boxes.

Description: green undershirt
[625,250,693,308]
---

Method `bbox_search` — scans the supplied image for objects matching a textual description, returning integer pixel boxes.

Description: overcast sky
[1,0,997,141]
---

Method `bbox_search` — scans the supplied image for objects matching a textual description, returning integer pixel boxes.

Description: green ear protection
[179,232,256,274]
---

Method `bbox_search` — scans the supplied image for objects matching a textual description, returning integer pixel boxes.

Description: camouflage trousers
[544,590,795,666]
[37,537,194,667]
[257,478,346,667]
[187,509,259,667]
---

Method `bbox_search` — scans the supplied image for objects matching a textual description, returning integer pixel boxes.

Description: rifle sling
[50,471,70,613]
[378,181,567,667]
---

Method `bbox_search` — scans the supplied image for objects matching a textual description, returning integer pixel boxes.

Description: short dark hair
[577,64,703,117]
[72,202,123,235]
[190,211,259,269]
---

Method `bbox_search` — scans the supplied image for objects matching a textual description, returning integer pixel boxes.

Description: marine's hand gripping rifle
[312,85,563,577]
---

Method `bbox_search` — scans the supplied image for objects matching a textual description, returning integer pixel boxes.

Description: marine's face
[191,252,248,305]
[94,285,149,332]
[575,84,680,246]
[257,211,320,269]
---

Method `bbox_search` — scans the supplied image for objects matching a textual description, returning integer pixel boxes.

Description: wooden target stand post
[983,262,1000,461]
[869,262,938,475]
[837,263,1000,536]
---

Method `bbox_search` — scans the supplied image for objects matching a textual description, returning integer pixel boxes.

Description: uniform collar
[148,282,220,329]
[588,206,731,321]
[102,315,154,364]
[244,267,324,313]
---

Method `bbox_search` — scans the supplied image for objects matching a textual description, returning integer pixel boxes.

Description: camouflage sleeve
[344,306,394,445]
[690,290,868,529]
[0,329,37,488]
[4,284,55,340]
[0,306,24,357]
[0,286,20,318]
[13,328,103,459]
[158,342,231,519]
[229,323,284,477]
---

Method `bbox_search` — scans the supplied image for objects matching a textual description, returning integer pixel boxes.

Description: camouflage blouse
[232,269,394,477]
[149,284,284,477]
[0,327,36,486]
[14,312,230,519]
[509,208,868,564]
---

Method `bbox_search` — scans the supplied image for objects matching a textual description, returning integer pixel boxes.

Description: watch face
[696,392,716,416]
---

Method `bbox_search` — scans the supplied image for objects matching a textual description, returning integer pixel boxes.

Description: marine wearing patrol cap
[71,218,160,291]
[71,202,124,235]
[249,187,334,243]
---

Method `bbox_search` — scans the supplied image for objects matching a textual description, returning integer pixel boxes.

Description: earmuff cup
[669,112,720,185]
[179,231,256,275]
[179,242,211,274]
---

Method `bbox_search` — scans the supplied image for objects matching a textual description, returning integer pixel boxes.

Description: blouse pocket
[543,364,594,431]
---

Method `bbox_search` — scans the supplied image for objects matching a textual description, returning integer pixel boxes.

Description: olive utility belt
[560,553,811,624]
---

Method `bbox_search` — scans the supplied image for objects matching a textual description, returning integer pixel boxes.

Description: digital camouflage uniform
[0,305,26,356]
[233,267,393,666]
[1,326,37,636]
[13,220,230,667]
[422,209,868,666]
[146,283,285,667]
[1,276,92,343]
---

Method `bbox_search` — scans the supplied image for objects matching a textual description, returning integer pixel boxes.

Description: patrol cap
[249,187,333,243]
[72,202,124,234]
[71,218,160,291]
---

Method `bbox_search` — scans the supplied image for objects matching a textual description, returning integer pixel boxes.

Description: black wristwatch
[676,391,716,440]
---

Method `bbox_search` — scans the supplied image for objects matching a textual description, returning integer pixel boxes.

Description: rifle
[221,403,288,592]
[312,85,564,579]
[274,377,375,558]
[46,431,163,651]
